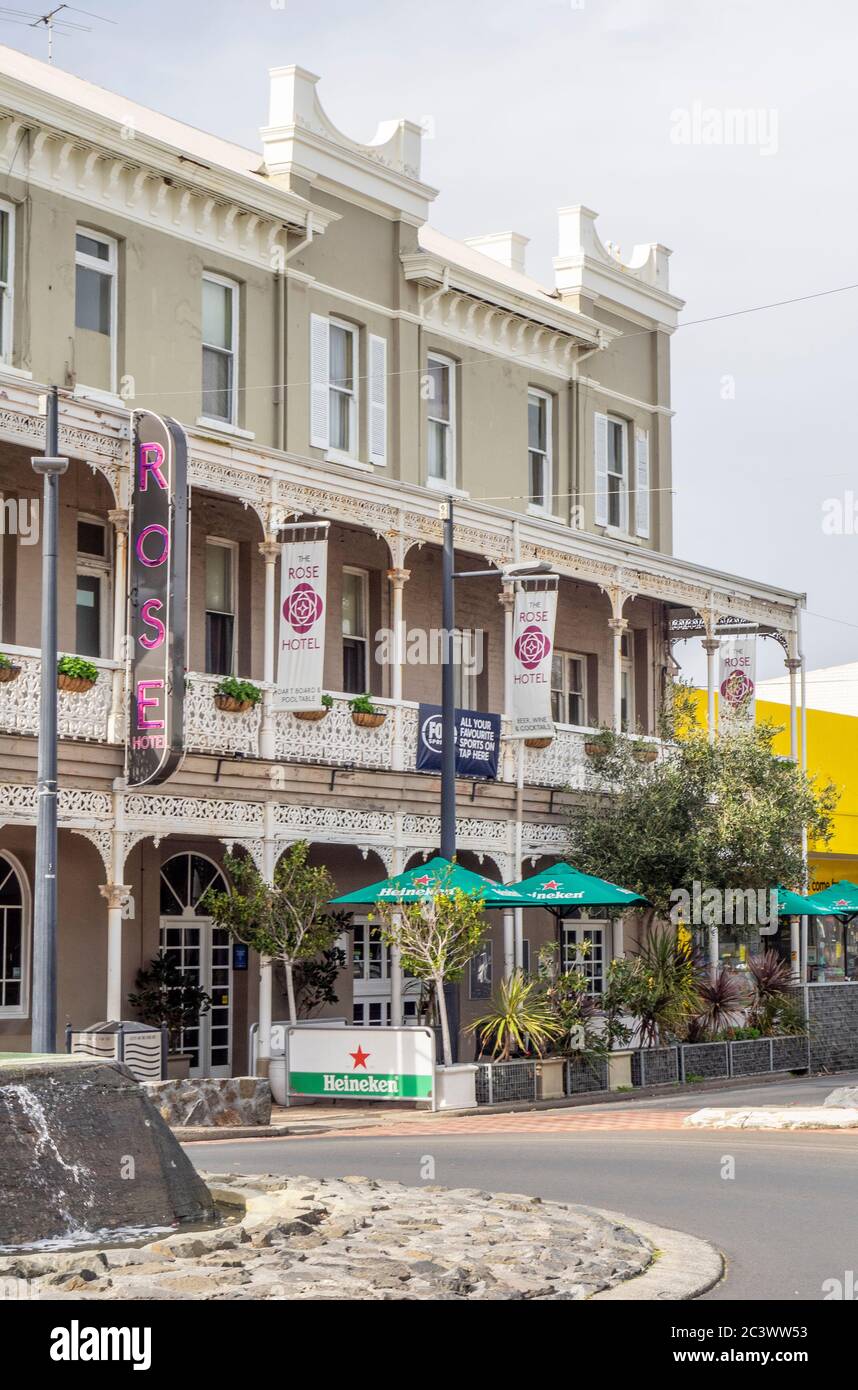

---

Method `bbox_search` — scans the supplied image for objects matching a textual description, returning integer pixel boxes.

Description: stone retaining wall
[144,1077,271,1128]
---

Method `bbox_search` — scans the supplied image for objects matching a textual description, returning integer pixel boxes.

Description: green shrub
[349,693,381,716]
[214,677,262,706]
[57,655,98,683]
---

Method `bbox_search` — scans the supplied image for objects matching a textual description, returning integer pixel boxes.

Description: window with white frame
[606,416,628,529]
[620,630,635,731]
[75,515,111,659]
[0,201,14,363]
[202,273,239,424]
[469,940,492,999]
[561,922,605,996]
[75,228,117,393]
[329,318,358,456]
[426,353,455,485]
[342,566,369,694]
[528,390,552,510]
[205,538,237,676]
[0,852,28,1018]
[452,628,480,709]
[551,651,588,727]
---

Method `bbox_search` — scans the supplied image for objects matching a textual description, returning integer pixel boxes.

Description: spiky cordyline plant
[468,972,562,1062]
[693,965,746,1040]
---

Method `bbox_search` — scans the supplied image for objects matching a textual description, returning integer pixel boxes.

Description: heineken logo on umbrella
[283,582,324,634]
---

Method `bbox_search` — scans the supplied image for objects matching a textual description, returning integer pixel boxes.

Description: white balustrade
[0,647,115,743]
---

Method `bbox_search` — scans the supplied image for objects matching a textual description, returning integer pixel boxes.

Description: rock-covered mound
[1,1173,653,1300]
[0,1056,214,1248]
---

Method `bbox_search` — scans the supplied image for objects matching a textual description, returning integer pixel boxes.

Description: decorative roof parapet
[553,206,685,328]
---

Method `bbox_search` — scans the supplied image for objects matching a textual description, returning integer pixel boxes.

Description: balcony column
[389,844,405,1026]
[499,582,515,781]
[256,802,277,1078]
[387,568,410,772]
[608,616,629,733]
[702,637,720,745]
[785,655,801,761]
[107,508,129,743]
[259,539,280,761]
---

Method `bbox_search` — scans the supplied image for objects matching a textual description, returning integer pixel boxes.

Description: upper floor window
[75,228,117,393]
[426,353,455,486]
[205,538,237,675]
[528,390,552,511]
[452,628,480,709]
[76,515,110,659]
[329,319,358,456]
[551,651,587,727]
[594,413,628,532]
[342,566,369,694]
[202,273,238,425]
[0,201,14,363]
[309,314,364,461]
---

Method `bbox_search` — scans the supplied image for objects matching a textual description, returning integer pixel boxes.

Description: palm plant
[468,972,562,1061]
[746,950,802,1035]
[692,965,745,1039]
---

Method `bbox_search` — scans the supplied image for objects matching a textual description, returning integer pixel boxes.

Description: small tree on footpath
[203,841,340,1022]
[373,876,488,1067]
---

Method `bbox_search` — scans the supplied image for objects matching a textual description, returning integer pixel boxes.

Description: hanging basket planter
[58,673,95,694]
[0,663,21,684]
[632,745,658,764]
[293,708,329,723]
[214,694,254,714]
[351,710,387,729]
[525,736,554,750]
[584,740,610,760]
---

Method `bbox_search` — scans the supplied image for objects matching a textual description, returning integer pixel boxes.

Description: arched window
[159,853,227,916]
[0,852,29,1018]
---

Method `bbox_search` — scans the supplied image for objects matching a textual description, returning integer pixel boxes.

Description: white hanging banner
[719,636,756,726]
[511,579,558,738]
[273,528,329,712]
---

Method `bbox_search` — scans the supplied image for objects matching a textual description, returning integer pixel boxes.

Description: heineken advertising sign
[287,1026,435,1104]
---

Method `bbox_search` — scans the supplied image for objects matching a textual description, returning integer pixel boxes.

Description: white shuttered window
[635,430,651,539]
[368,334,387,465]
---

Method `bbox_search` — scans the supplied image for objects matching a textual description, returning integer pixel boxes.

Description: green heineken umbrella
[330,855,525,907]
[803,880,858,916]
[506,861,647,908]
[776,886,832,917]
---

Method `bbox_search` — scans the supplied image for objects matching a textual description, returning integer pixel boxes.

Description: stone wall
[0,1056,214,1248]
[792,983,858,1072]
[145,1076,271,1128]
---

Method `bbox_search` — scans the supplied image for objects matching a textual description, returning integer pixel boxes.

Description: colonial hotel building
[0,46,806,1074]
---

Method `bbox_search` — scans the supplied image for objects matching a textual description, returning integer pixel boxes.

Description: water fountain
[0,1054,214,1250]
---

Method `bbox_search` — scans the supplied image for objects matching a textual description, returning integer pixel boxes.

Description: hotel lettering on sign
[126,411,189,788]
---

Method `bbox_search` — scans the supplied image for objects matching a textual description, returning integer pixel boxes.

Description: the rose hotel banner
[273,523,330,711]
[511,578,558,738]
[126,412,189,789]
[719,636,757,726]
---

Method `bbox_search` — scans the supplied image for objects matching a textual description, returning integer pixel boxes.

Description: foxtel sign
[126,412,189,788]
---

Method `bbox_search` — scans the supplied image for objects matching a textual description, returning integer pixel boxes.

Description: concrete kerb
[590,1208,724,1301]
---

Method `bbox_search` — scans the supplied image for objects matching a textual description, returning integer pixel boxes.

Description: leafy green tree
[202,842,340,1022]
[567,682,837,927]
[373,871,488,1066]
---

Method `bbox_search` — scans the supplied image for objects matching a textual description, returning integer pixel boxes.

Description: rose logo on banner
[283,582,323,634]
[272,523,330,713]
[514,624,552,670]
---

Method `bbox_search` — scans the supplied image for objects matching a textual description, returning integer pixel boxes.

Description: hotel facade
[0,46,806,1074]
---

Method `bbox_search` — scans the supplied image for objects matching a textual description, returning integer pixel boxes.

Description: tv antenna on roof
[0,4,115,63]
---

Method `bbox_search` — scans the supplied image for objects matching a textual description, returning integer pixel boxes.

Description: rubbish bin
[67,1021,164,1083]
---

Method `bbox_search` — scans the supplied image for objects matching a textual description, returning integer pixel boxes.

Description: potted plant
[584,728,613,761]
[632,743,658,764]
[0,653,21,684]
[57,655,98,694]
[349,693,386,729]
[128,951,212,1080]
[294,693,334,723]
[213,676,262,714]
[525,727,555,750]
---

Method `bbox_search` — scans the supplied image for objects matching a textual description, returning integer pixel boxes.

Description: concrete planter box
[536,1056,566,1100]
[608,1050,633,1090]
[436,1062,478,1109]
[166,1053,192,1081]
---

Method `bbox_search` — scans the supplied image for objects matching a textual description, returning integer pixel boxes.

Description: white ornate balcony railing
[0,646,116,743]
[274,693,402,770]
[184,672,262,757]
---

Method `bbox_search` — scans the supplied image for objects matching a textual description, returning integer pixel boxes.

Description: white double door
[352,920,420,1026]
[160,916,232,1076]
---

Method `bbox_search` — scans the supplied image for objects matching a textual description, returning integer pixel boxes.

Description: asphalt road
[187,1072,858,1301]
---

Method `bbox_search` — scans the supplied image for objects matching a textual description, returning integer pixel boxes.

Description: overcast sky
[9,0,858,679]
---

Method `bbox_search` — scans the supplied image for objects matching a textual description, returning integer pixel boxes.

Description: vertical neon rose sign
[126,411,189,787]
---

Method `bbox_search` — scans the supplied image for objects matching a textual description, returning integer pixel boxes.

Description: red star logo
[349,1046,370,1069]
[543,879,561,890]
[835,899,849,907]
[413,874,431,887]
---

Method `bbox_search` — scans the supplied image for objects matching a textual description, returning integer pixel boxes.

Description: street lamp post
[439,496,554,1063]
[30,387,68,1053]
